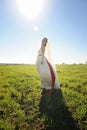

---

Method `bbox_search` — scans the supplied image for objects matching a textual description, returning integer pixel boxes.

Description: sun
[15,0,43,20]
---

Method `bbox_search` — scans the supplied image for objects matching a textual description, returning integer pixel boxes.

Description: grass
[0,64,87,130]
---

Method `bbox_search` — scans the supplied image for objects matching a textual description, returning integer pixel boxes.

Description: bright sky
[0,0,87,64]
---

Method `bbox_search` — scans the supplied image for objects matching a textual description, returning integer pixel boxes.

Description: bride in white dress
[36,38,60,95]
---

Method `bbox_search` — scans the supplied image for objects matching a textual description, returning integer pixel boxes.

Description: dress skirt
[36,56,60,90]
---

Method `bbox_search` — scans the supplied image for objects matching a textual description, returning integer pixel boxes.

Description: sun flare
[34,26,39,32]
[15,0,43,19]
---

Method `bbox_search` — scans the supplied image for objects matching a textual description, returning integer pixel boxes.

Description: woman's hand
[41,56,44,64]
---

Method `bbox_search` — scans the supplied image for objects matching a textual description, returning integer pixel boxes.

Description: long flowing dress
[36,49,60,90]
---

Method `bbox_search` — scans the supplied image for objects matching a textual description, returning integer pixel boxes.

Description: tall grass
[0,64,87,130]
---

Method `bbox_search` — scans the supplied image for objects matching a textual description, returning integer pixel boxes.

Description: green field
[0,64,87,130]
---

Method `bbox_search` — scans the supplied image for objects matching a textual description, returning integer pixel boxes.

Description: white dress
[36,49,60,90]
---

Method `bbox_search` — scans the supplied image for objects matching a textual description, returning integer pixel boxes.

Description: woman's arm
[41,44,45,64]
[40,38,47,64]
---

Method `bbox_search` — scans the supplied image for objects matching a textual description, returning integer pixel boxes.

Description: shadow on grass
[39,88,80,130]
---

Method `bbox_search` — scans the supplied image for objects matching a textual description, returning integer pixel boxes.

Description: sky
[0,0,87,64]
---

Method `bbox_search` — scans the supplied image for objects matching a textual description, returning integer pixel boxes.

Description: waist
[38,55,45,58]
[39,54,43,56]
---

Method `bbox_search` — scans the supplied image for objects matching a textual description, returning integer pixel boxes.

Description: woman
[36,38,60,95]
